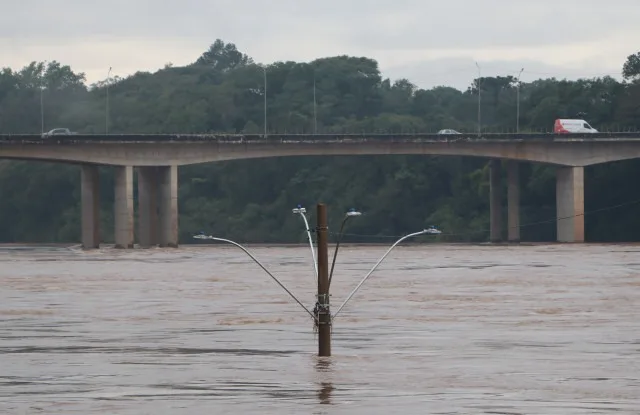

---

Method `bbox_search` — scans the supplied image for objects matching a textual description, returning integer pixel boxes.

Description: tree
[622,52,640,82]
[195,39,254,72]
[1,44,640,243]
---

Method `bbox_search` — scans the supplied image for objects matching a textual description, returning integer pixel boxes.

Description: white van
[554,119,598,134]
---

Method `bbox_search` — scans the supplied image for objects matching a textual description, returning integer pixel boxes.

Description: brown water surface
[1,244,639,414]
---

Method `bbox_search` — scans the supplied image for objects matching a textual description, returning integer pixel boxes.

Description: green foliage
[623,52,640,82]
[1,41,639,243]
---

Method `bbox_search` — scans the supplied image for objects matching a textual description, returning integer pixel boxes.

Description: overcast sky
[2,0,638,90]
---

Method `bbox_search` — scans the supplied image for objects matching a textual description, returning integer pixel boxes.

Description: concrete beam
[114,166,134,248]
[556,166,585,242]
[159,165,179,247]
[489,159,502,242]
[8,139,640,167]
[507,160,520,242]
[137,167,159,248]
[81,165,100,249]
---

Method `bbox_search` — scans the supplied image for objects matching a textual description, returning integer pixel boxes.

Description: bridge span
[2,132,640,248]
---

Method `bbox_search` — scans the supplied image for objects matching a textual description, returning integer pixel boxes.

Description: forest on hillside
[1,40,640,244]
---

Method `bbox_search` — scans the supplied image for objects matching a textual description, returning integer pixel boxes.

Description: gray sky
[2,0,638,90]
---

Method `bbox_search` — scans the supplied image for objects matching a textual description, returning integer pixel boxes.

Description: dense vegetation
[1,40,640,244]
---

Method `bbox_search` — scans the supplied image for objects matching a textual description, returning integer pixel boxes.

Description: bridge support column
[507,161,520,242]
[137,167,159,248]
[159,165,179,247]
[489,159,502,242]
[556,166,585,242]
[114,166,134,248]
[81,165,100,249]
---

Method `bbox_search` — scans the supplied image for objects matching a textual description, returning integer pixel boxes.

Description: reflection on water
[1,243,640,414]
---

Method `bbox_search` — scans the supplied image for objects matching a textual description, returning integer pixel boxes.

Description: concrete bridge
[2,132,640,248]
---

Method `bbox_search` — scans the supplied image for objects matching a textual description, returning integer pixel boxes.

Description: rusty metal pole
[316,203,331,356]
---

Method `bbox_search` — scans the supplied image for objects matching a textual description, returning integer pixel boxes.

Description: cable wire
[329,197,640,240]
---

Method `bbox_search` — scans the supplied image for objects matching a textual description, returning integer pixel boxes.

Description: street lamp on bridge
[261,65,267,137]
[39,86,45,135]
[516,68,524,133]
[475,62,481,136]
[106,67,112,134]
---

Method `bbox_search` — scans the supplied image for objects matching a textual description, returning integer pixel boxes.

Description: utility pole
[516,68,524,133]
[315,203,331,357]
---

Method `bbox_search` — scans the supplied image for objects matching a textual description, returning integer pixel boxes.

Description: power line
[330,197,640,240]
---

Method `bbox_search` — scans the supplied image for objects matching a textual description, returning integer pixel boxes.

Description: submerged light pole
[315,203,331,356]
[193,204,441,357]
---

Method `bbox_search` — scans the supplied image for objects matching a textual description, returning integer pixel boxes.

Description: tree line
[1,40,639,244]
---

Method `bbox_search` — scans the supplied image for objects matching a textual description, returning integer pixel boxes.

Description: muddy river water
[1,244,639,414]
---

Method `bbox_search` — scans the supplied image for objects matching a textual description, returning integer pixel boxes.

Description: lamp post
[516,68,524,133]
[475,62,481,136]
[262,65,267,137]
[313,72,317,134]
[40,86,44,135]
[106,67,112,134]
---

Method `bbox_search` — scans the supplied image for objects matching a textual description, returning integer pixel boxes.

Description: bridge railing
[2,132,640,144]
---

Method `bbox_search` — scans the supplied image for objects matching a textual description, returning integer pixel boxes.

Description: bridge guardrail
[2,132,640,144]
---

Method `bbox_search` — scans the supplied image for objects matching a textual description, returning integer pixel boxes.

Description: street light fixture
[313,71,317,134]
[193,206,443,356]
[106,67,112,134]
[516,68,524,133]
[40,86,44,135]
[261,65,267,137]
[292,205,317,282]
[332,228,431,320]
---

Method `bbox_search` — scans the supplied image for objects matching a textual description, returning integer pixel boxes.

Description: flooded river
[1,243,639,414]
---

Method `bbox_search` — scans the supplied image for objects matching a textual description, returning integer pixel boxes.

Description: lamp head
[292,206,306,214]
[346,208,362,217]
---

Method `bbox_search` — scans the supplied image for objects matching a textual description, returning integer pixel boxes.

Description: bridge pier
[114,166,134,248]
[81,165,100,249]
[556,166,585,242]
[158,165,179,247]
[137,166,179,248]
[489,159,502,242]
[137,167,159,248]
[507,161,520,242]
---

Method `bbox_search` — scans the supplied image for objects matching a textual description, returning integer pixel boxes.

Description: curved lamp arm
[294,209,318,282]
[329,209,361,288]
[194,234,316,321]
[332,229,428,320]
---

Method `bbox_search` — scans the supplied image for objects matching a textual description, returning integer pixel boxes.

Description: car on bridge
[437,129,461,135]
[554,119,598,134]
[42,128,77,138]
